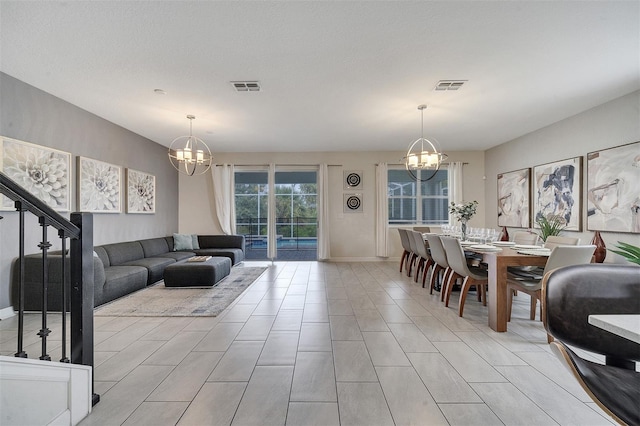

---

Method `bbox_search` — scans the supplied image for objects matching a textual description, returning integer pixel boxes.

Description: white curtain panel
[211,164,236,235]
[317,164,331,260]
[448,161,464,223]
[375,162,389,257]
[267,163,277,260]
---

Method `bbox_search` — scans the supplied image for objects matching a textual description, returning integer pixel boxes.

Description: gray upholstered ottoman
[164,256,232,287]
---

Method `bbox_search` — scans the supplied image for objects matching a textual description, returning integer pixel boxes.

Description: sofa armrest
[197,235,245,252]
[10,252,106,311]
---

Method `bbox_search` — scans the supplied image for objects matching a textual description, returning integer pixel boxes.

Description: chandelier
[403,105,447,181]
[168,115,212,176]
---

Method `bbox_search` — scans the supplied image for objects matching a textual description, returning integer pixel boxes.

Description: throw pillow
[192,234,200,250]
[173,233,194,251]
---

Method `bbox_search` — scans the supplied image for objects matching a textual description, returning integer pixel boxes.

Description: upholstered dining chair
[507,245,595,321]
[413,226,431,233]
[513,231,540,245]
[440,236,488,317]
[544,235,581,249]
[409,231,434,286]
[423,234,451,294]
[511,235,583,280]
[397,229,413,274]
[405,228,420,277]
[543,264,640,426]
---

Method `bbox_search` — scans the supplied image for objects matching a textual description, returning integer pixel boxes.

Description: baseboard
[0,306,15,320]
[327,257,391,262]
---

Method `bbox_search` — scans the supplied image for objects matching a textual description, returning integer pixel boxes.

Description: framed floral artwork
[127,168,155,214]
[533,156,582,231]
[587,141,640,233]
[78,156,121,213]
[497,168,530,228]
[1,136,71,211]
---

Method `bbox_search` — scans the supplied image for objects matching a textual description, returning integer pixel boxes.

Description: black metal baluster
[60,231,69,363]
[38,216,51,361]
[15,201,27,358]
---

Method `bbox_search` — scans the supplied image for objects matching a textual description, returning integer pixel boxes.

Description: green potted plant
[610,242,640,265]
[535,214,567,242]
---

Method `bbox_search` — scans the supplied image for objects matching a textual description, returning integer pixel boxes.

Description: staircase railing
[0,171,99,406]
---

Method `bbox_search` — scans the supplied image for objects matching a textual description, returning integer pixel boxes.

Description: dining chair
[440,236,488,316]
[513,231,540,245]
[404,228,421,277]
[507,245,596,321]
[423,234,451,294]
[543,264,640,426]
[544,235,581,249]
[409,230,434,286]
[413,226,431,233]
[397,229,413,273]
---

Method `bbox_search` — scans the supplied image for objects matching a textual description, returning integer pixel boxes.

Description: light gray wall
[484,90,640,261]
[0,72,179,311]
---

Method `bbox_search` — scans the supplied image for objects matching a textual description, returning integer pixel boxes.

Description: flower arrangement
[449,200,478,222]
[535,214,567,242]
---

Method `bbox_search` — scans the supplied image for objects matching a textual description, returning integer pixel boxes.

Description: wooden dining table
[468,247,548,332]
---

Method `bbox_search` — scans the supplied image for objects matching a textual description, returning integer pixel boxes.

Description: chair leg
[399,250,408,272]
[429,264,442,294]
[444,271,460,307]
[530,295,537,321]
[507,286,513,322]
[481,284,487,306]
[422,258,434,288]
[415,258,424,283]
[440,268,452,301]
[458,276,477,317]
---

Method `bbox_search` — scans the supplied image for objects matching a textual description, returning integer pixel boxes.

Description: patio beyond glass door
[234,169,317,260]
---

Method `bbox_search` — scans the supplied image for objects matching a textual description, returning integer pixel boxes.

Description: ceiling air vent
[434,80,467,91]
[231,81,261,92]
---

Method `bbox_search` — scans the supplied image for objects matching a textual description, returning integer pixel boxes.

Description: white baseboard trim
[327,257,389,262]
[0,306,15,320]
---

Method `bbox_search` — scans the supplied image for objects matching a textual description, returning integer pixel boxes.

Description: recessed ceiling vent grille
[231,81,261,92]
[434,80,467,91]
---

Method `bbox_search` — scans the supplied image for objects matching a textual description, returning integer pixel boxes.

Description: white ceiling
[1,1,638,153]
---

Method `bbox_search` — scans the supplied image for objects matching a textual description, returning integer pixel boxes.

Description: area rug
[95,266,267,317]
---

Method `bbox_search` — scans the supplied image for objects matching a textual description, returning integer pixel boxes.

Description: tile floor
[0,261,619,425]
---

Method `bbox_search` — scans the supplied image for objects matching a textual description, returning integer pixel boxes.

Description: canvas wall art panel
[497,168,530,227]
[78,156,121,213]
[1,136,71,211]
[533,156,582,231]
[587,141,640,233]
[127,168,155,214]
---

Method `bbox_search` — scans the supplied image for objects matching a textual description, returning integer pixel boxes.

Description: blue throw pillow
[173,233,194,251]
[192,234,200,250]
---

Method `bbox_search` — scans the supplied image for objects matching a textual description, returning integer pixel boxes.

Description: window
[388,167,449,225]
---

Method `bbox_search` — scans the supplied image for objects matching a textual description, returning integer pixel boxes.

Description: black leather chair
[543,264,640,425]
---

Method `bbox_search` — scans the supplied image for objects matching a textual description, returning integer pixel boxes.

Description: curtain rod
[215,164,342,167]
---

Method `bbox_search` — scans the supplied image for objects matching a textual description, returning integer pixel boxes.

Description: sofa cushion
[102,241,145,266]
[96,266,148,306]
[192,234,200,249]
[198,235,244,250]
[157,251,196,262]
[124,257,176,285]
[140,238,170,258]
[194,248,244,265]
[173,233,194,251]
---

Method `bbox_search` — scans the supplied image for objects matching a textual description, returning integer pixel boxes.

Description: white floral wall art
[78,156,121,213]
[1,136,71,211]
[127,168,155,214]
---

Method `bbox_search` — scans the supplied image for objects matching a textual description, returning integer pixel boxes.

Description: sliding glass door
[234,167,317,260]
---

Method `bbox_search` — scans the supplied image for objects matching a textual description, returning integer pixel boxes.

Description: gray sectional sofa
[11,234,245,311]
